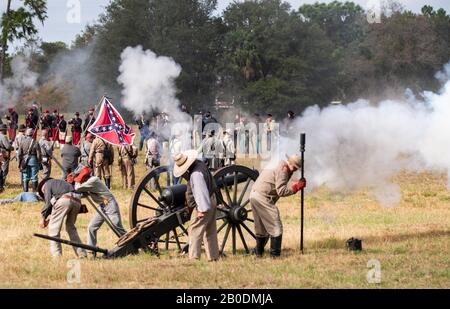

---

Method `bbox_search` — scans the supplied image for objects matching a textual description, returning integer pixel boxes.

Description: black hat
[0,124,7,131]
[38,178,53,199]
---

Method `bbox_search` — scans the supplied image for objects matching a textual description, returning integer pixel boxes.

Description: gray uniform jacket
[0,133,12,151]
[75,176,115,204]
[38,138,53,162]
[18,136,42,164]
[41,179,75,219]
[80,142,92,165]
[61,144,81,171]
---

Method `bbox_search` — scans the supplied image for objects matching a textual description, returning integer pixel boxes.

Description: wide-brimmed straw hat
[286,154,302,169]
[173,150,198,178]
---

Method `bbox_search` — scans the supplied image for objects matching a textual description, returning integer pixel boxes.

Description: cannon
[34,164,259,258]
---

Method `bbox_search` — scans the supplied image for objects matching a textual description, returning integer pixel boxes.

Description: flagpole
[80,95,106,138]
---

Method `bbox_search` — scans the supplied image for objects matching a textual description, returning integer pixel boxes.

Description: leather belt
[59,193,81,205]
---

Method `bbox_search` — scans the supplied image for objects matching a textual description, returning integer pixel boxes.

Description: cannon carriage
[35,164,259,259]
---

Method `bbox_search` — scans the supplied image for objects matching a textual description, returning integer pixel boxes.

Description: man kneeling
[38,178,87,258]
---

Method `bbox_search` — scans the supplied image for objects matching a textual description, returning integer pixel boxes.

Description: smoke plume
[0,54,38,111]
[45,42,108,111]
[118,46,189,122]
[277,62,450,206]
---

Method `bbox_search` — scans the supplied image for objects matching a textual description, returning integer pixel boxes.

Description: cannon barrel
[215,172,250,188]
[158,173,251,209]
[159,184,188,208]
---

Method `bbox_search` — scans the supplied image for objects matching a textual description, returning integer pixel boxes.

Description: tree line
[2,0,450,117]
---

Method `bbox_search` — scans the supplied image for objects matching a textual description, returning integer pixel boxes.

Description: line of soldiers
[0,105,140,191]
[3,106,96,146]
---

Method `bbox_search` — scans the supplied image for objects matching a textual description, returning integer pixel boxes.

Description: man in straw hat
[249,154,306,258]
[173,150,219,261]
[38,177,87,258]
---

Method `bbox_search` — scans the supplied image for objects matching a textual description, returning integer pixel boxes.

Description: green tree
[72,24,97,49]
[0,0,47,79]
[421,5,450,66]
[34,41,69,74]
[298,1,365,48]
[221,0,338,116]
[92,0,221,112]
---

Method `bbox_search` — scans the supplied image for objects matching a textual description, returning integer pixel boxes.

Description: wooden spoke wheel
[213,165,259,255]
[129,164,260,255]
[129,166,189,253]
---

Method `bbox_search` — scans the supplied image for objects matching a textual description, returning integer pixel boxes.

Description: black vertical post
[300,133,306,254]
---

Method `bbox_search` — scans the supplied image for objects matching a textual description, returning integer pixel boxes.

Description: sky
[3,0,450,47]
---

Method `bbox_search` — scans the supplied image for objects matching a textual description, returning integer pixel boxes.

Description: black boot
[270,235,282,258]
[253,236,269,257]
[105,178,111,189]
[0,176,4,192]
[32,182,38,193]
[23,181,29,192]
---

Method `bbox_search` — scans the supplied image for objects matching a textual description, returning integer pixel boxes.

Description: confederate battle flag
[88,97,135,146]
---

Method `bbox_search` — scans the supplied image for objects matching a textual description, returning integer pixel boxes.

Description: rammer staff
[300,133,306,254]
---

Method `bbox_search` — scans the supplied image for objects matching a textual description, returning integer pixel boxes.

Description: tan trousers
[250,191,283,237]
[95,153,111,179]
[120,158,135,189]
[48,194,87,257]
[188,202,219,261]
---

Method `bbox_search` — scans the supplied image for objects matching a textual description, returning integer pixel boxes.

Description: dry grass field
[0,138,449,289]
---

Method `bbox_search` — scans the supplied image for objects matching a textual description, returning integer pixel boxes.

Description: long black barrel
[33,233,109,255]
[215,173,249,188]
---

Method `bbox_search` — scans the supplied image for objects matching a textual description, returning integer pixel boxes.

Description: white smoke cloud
[0,54,38,111]
[118,46,189,122]
[46,42,108,111]
[275,62,450,206]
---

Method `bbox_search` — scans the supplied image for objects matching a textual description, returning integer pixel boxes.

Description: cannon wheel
[129,165,259,255]
[213,165,259,255]
[129,166,189,253]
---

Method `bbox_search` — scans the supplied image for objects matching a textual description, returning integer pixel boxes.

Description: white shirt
[190,171,212,212]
